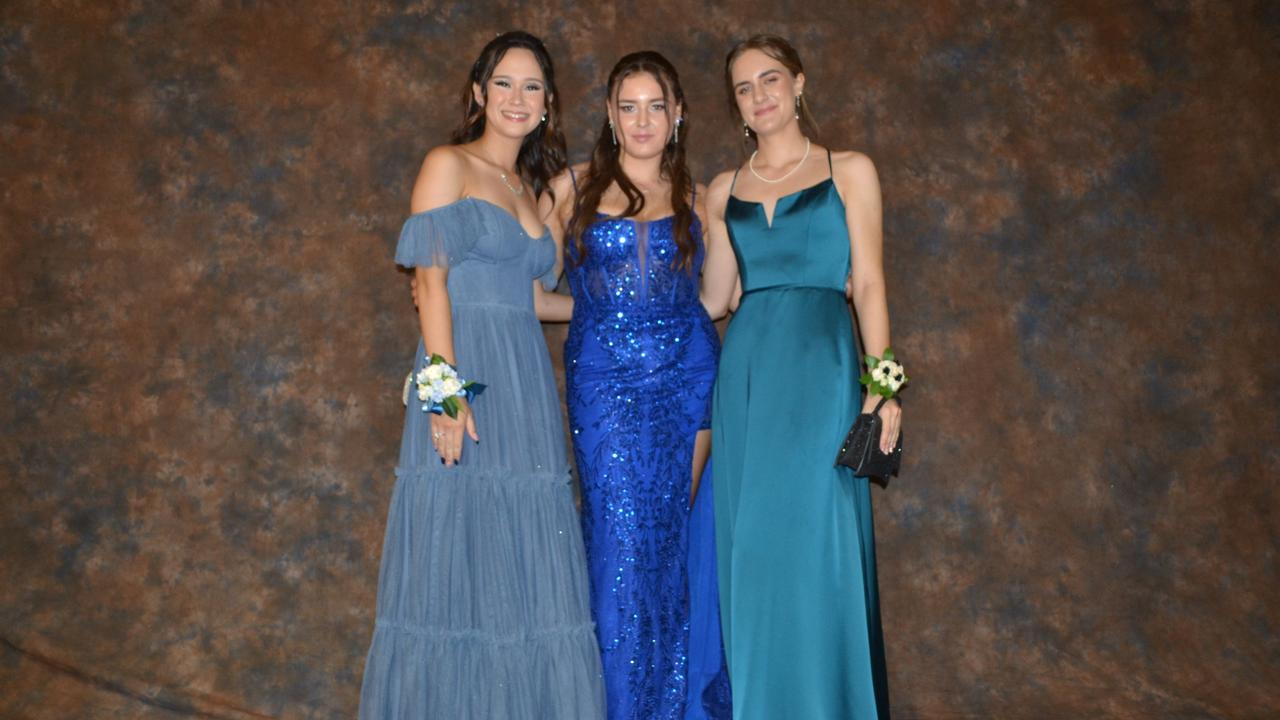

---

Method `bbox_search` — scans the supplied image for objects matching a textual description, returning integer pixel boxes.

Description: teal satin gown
[712,153,890,719]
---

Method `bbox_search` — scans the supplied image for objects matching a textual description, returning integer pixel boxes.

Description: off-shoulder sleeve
[536,261,560,291]
[394,201,481,269]
[531,236,560,291]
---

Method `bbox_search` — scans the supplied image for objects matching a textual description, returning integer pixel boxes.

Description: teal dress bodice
[726,177,850,295]
[712,157,891,720]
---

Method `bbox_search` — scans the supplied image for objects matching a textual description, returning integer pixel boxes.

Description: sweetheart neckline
[592,212,703,226]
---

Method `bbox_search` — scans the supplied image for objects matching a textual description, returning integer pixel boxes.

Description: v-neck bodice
[725,177,851,295]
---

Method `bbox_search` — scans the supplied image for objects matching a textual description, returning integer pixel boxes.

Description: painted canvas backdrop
[2,1,1277,717]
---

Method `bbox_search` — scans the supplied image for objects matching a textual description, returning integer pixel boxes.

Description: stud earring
[541,112,547,123]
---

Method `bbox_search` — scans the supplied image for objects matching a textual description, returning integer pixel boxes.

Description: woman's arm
[835,150,900,452]
[699,170,741,320]
[410,146,479,463]
[532,282,574,321]
[531,167,580,322]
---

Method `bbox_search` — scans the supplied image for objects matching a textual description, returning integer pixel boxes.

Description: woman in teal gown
[701,35,902,719]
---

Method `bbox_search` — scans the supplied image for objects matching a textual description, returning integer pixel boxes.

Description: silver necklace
[499,170,524,196]
[749,138,812,184]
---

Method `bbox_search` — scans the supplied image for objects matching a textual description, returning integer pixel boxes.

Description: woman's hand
[862,394,901,454]
[429,397,479,466]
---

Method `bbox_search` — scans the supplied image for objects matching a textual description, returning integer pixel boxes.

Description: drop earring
[794,94,801,119]
[743,122,750,139]
[672,117,682,145]
[610,121,618,147]
[541,112,547,123]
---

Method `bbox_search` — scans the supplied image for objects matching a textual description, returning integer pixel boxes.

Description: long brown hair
[724,34,820,150]
[451,31,568,201]
[567,51,697,272]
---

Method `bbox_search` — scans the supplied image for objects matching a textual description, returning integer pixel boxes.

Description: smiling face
[473,47,548,140]
[730,48,804,137]
[608,71,678,161]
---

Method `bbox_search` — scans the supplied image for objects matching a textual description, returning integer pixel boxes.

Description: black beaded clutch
[835,395,902,488]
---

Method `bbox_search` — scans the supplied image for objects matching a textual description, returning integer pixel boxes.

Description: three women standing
[361,29,899,720]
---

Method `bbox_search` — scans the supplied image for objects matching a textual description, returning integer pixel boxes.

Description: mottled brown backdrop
[2,1,1277,718]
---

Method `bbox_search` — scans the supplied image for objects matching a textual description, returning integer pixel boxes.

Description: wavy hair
[450,31,568,201]
[567,51,697,272]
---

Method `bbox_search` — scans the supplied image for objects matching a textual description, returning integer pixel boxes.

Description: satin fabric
[713,172,891,719]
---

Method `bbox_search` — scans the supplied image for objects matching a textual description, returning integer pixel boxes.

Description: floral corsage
[401,354,485,418]
[860,348,908,399]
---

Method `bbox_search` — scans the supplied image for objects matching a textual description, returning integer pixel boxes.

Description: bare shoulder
[830,150,879,187]
[546,162,587,219]
[546,167,576,200]
[829,147,880,176]
[411,145,468,213]
[706,169,737,209]
[693,181,710,220]
[420,144,468,174]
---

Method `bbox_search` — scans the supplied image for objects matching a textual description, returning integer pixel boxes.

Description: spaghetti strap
[729,167,741,194]
[569,166,579,194]
[691,181,697,205]
[826,148,834,176]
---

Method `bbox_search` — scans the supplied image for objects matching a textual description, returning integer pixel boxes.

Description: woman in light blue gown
[701,35,902,719]
[358,32,604,719]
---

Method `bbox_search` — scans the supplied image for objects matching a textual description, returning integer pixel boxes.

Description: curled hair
[567,51,697,272]
[451,31,567,201]
[724,34,820,150]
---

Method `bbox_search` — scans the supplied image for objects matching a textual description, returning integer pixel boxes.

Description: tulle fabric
[359,198,605,719]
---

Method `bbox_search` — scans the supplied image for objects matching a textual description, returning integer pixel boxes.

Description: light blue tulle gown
[359,198,605,719]
[713,152,891,719]
[565,210,733,720]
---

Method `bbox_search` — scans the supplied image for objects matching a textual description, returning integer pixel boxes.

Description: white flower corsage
[402,354,485,418]
[860,347,908,399]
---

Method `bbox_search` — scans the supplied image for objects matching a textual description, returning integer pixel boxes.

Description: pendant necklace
[499,170,524,196]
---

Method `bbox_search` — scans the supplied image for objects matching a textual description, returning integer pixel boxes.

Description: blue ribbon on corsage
[401,354,486,419]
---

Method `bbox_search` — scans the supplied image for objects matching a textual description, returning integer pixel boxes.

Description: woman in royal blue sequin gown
[549,52,732,720]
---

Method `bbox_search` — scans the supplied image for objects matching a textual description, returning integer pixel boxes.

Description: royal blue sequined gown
[565,212,732,720]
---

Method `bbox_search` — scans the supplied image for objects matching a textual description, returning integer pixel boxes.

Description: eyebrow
[734,69,781,89]
[490,74,544,84]
[616,96,666,104]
